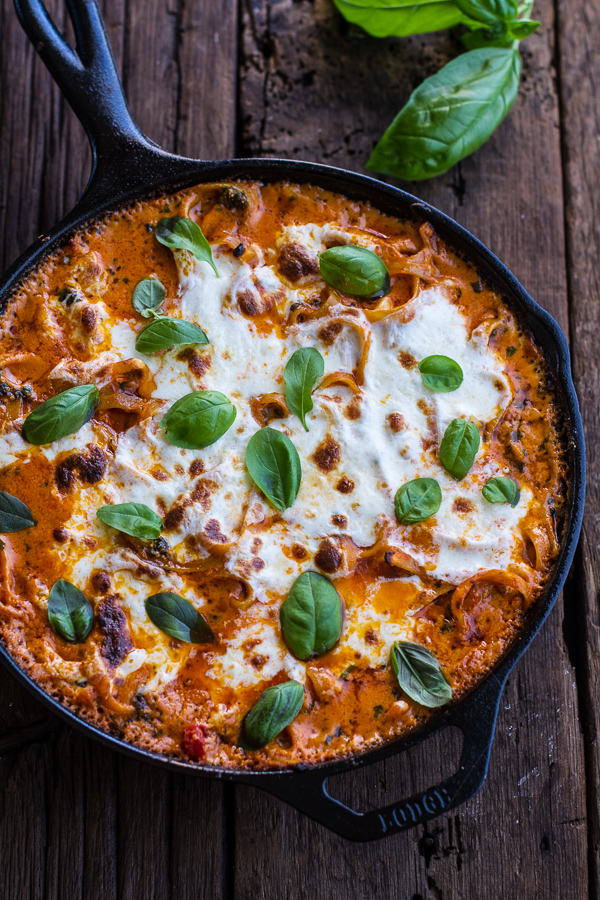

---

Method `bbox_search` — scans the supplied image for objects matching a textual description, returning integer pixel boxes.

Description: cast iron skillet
[1,0,585,842]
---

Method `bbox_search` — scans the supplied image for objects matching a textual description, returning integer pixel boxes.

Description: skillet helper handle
[252,674,505,842]
[13,0,159,190]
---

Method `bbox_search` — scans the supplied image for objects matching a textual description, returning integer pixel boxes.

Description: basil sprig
[23,385,99,445]
[0,491,36,532]
[482,476,520,507]
[243,681,305,749]
[280,572,342,660]
[390,641,452,709]
[283,348,324,431]
[48,579,94,643]
[395,478,442,525]
[367,48,521,181]
[145,592,213,643]
[439,419,480,480]
[319,246,391,299]
[155,217,218,277]
[418,355,463,393]
[132,277,166,318]
[97,503,163,539]
[246,428,302,511]
[332,0,471,38]
[135,317,209,353]
[161,391,236,449]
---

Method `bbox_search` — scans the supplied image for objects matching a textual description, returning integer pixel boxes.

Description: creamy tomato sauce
[0,181,567,768]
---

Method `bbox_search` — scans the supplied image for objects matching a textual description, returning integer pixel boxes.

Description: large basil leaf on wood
[155,217,219,277]
[132,278,166,318]
[23,385,99,445]
[283,348,324,431]
[48,579,94,643]
[482,476,520,507]
[0,491,36,532]
[332,0,473,38]
[454,0,517,25]
[245,427,302,511]
[367,48,521,181]
[145,592,213,643]
[243,680,305,748]
[395,478,442,525]
[319,245,391,299]
[439,418,480,480]
[97,503,162,539]
[280,572,342,660]
[135,317,209,353]
[161,391,236,449]
[390,641,452,708]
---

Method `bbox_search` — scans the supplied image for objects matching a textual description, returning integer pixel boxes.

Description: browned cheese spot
[251,655,267,669]
[52,526,69,543]
[315,539,342,573]
[189,459,205,477]
[55,445,107,492]
[452,498,474,514]
[331,514,348,528]
[80,305,97,334]
[97,595,133,668]
[399,351,418,369]
[251,558,265,571]
[345,398,362,420]
[204,519,228,544]
[91,571,111,594]
[364,628,380,645]
[387,413,405,433]
[291,543,308,560]
[237,285,272,317]
[164,506,185,530]
[336,475,355,494]
[313,436,341,472]
[317,321,343,345]
[177,348,211,379]
[278,243,319,282]
[151,468,169,482]
[191,481,212,511]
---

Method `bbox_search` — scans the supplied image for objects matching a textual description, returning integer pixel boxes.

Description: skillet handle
[13,0,182,203]
[248,673,505,842]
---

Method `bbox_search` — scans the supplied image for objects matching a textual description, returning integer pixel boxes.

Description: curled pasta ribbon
[83,647,135,717]
[316,370,361,395]
[451,570,530,638]
[250,392,289,426]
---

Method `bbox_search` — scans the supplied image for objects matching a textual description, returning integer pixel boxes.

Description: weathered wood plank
[0,0,238,896]
[555,0,600,895]
[237,1,588,896]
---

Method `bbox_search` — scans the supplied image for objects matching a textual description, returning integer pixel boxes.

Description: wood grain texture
[237,1,588,897]
[0,0,595,895]
[556,0,600,894]
[0,1,237,897]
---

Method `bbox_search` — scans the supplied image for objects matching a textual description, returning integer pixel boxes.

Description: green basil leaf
[96,502,163,539]
[155,217,218,277]
[48,579,94,643]
[245,427,302,511]
[161,390,236,449]
[418,355,464,392]
[333,0,473,38]
[135,317,209,353]
[280,572,342,660]
[482,476,520,507]
[243,680,305,748]
[507,18,539,38]
[145,592,213,643]
[132,278,166,318]
[23,385,99,445]
[0,491,36,532]
[461,18,538,49]
[391,641,452,708]
[454,0,517,25]
[319,245,391,299]
[439,419,480,480]
[283,348,325,431]
[395,478,442,524]
[367,48,521,181]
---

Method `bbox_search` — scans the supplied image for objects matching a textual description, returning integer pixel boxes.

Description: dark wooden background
[0,0,598,896]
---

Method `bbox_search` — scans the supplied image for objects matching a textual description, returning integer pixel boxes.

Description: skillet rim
[0,155,586,784]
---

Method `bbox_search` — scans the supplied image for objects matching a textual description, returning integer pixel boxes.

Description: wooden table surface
[0,0,598,896]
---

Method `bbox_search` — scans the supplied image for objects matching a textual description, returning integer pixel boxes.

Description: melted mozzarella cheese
[0,224,531,694]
